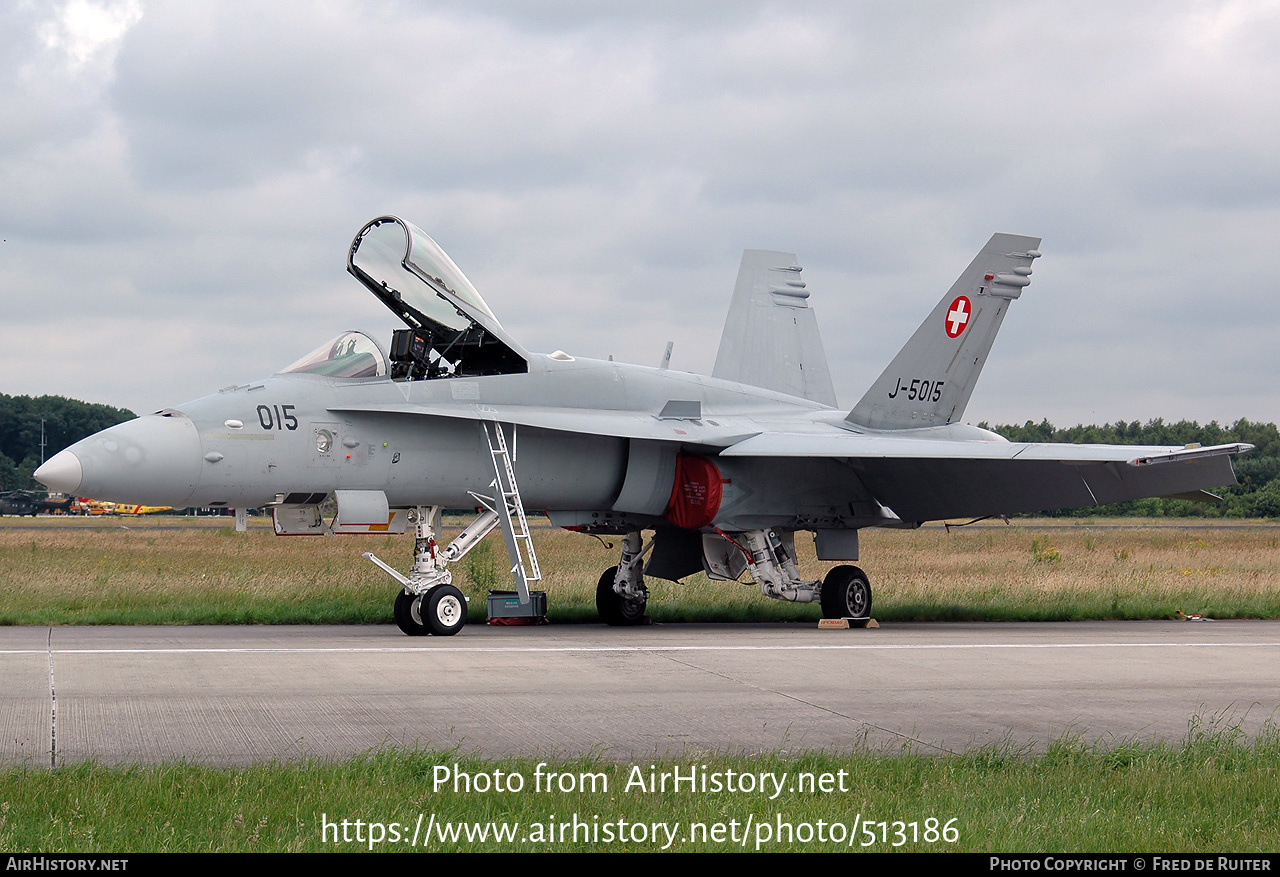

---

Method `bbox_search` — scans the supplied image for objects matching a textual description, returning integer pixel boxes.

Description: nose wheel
[368,505,485,636]
[394,585,467,636]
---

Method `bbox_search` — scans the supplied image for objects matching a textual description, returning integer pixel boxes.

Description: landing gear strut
[720,528,872,621]
[597,531,650,625]
[365,505,496,636]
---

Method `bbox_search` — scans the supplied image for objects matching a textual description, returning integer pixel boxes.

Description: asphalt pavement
[3,620,1279,766]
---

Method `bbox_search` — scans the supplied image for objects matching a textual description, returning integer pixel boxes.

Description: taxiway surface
[4,621,1279,766]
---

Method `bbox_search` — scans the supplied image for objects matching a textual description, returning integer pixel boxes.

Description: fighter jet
[35,216,1251,636]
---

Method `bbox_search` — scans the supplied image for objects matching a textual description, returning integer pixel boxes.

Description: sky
[3,0,1278,427]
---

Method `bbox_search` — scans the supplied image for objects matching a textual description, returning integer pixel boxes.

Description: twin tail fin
[846,233,1041,430]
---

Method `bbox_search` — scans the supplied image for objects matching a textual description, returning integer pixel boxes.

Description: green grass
[1,518,1279,626]
[3,718,1279,851]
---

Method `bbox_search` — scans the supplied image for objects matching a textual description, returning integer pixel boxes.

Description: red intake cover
[663,454,724,529]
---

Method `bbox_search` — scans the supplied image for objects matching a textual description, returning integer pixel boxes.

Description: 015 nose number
[256,404,298,430]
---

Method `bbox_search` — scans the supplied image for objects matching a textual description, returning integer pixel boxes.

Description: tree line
[0,394,136,492]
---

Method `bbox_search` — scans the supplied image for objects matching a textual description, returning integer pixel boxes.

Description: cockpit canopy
[279,330,389,378]
[347,216,527,378]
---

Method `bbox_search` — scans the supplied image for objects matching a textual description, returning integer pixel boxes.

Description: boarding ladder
[479,420,541,605]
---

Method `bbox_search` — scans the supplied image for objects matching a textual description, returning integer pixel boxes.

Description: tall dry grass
[0,518,1277,624]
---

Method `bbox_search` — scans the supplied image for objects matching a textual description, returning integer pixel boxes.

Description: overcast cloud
[3,0,1278,427]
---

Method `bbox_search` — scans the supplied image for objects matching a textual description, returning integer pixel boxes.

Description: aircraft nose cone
[34,450,83,494]
[56,412,203,507]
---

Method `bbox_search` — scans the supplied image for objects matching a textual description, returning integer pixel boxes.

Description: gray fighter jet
[35,216,1251,635]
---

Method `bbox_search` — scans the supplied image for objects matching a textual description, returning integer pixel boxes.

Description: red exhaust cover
[663,454,723,529]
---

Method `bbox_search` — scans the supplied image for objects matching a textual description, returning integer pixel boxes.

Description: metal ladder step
[481,420,541,604]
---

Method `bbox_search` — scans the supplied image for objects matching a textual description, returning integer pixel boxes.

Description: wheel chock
[818,617,878,630]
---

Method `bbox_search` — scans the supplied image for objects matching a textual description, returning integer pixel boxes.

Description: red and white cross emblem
[945,295,971,338]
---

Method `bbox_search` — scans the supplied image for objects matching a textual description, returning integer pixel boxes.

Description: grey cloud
[4,0,1278,423]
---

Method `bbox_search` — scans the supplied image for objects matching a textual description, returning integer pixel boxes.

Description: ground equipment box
[487,590,548,624]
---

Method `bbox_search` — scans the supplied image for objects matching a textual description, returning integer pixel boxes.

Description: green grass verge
[3,719,1279,852]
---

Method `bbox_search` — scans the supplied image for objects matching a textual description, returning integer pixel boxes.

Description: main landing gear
[820,565,873,627]
[596,531,651,626]
[594,527,872,626]
[730,529,871,621]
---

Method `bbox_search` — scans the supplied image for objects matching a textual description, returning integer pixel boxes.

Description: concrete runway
[4,620,1280,766]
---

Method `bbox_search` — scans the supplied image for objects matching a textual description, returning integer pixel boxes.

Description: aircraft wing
[333,400,1251,520]
[720,433,1252,521]
[327,401,762,446]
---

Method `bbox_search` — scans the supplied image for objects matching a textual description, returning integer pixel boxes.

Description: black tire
[821,565,872,625]
[424,584,467,636]
[596,566,647,626]
[394,591,429,636]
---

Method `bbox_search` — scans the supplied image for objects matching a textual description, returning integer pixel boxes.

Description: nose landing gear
[394,584,468,636]
[366,505,485,637]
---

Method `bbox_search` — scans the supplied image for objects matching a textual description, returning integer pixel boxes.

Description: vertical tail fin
[713,249,837,407]
[847,233,1041,430]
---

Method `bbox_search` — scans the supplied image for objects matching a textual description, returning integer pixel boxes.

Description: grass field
[3,721,1279,852]
[0,516,1277,625]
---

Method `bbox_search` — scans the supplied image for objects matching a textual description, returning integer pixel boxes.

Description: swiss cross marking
[945,296,971,338]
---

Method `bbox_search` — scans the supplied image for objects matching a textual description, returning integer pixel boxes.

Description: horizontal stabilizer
[713,250,837,407]
[848,233,1041,430]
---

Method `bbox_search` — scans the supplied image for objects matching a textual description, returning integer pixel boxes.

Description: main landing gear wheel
[596,566,647,626]
[424,584,467,636]
[821,565,872,627]
[394,590,429,636]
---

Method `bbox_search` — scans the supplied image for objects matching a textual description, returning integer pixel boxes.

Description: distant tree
[0,451,16,492]
[1249,479,1280,519]
[0,394,135,491]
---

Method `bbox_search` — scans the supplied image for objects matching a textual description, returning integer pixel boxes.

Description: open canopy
[347,216,527,377]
